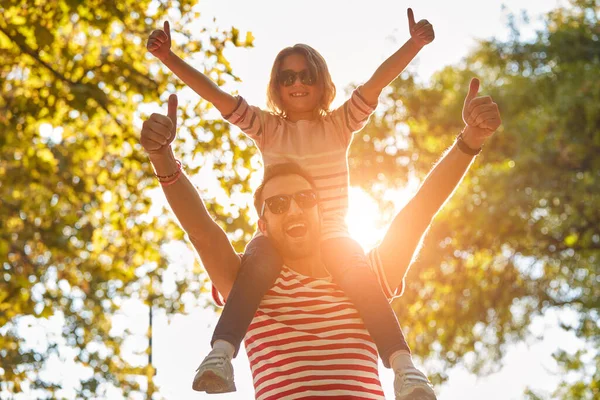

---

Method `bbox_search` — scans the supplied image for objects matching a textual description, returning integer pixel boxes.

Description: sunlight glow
[347,187,389,250]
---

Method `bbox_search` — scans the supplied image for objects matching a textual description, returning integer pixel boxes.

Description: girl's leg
[211,234,283,357]
[321,236,409,368]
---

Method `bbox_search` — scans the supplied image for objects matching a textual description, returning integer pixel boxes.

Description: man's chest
[244,272,376,357]
[243,271,383,399]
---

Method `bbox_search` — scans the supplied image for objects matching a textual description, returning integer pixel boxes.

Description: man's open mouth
[285,222,308,238]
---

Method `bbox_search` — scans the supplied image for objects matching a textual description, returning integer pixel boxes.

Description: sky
[10,0,588,400]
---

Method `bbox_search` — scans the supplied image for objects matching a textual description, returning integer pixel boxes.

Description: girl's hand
[461,78,502,148]
[407,8,435,48]
[147,21,172,61]
[140,94,178,155]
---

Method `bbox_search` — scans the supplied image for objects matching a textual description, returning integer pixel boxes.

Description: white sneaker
[394,369,437,400]
[192,348,236,393]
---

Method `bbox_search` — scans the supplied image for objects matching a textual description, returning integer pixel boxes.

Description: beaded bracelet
[155,159,182,180]
[159,169,183,187]
[155,159,183,187]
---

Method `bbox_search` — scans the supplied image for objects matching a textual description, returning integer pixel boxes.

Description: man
[140,78,501,399]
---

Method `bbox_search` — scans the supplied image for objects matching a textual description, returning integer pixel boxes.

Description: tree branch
[0,24,123,128]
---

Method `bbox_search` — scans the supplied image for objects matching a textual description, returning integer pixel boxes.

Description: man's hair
[254,163,317,216]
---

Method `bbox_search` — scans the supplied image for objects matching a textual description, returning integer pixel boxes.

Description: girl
[147,8,436,400]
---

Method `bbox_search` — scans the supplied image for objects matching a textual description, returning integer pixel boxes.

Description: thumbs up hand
[407,8,435,47]
[147,21,172,61]
[141,94,178,155]
[461,78,502,149]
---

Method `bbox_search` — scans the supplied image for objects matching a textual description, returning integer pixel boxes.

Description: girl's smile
[278,53,323,121]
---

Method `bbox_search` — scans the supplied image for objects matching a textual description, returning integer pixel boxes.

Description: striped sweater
[212,248,403,399]
[223,89,376,240]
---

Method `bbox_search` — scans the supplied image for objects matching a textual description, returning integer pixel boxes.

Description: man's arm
[378,139,477,289]
[360,9,434,105]
[378,78,501,290]
[141,94,240,298]
[149,151,241,298]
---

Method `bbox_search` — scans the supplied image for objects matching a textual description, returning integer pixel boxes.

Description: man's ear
[258,217,268,236]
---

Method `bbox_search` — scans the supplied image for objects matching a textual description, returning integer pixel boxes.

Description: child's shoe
[394,368,437,400]
[192,347,236,393]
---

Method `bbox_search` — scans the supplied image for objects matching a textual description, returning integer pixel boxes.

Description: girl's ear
[258,218,268,236]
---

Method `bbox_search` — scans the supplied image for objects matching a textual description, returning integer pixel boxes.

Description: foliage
[350,0,599,397]
[0,0,254,397]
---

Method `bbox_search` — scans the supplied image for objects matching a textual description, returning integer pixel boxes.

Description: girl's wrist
[407,37,424,50]
[159,50,175,64]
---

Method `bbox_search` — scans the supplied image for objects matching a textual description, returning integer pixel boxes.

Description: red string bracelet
[160,171,182,187]
[154,160,182,180]
[155,160,183,187]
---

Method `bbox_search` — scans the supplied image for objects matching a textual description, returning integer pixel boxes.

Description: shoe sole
[397,387,437,400]
[192,370,236,394]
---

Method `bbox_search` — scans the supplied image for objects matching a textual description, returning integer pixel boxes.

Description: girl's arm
[147,21,238,116]
[360,8,434,105]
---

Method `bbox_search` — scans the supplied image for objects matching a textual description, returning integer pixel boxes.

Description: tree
[0,0,254,397]
[349,0,599,397]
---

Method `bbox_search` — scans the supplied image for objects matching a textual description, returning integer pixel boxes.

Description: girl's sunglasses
[277,69,317,87]
[261,189,319,217]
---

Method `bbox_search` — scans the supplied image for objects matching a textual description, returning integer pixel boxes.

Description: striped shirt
[212,248,403,400]
[223,89,376,240]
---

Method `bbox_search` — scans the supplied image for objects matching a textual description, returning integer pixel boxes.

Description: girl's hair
[266,44,336,118]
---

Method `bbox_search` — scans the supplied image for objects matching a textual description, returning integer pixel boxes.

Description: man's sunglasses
[277,69,317,87]
[260,189,319,217]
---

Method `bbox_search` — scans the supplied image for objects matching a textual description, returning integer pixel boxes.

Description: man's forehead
[263,174,312,198]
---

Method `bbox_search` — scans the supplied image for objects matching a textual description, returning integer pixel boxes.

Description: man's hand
[408,8,434,47]
[147,21,172,61]
[461,78,501,149]
[140,94,178,155]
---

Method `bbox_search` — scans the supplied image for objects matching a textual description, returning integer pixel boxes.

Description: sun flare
[346,187,387,250]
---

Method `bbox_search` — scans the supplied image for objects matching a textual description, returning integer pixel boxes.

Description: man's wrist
[460,126,485,150]
[455,127,483,156]
[149,148,178,175]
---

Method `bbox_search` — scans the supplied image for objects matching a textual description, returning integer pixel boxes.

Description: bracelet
[154,159,182,180]
[155,159,183,187]
[456,131,482,156]
[160,169,183,187]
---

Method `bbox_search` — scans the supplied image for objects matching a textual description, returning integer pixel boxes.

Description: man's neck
[284,255,328,279]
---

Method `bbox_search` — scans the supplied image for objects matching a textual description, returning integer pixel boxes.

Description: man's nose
[287,199,303,215]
